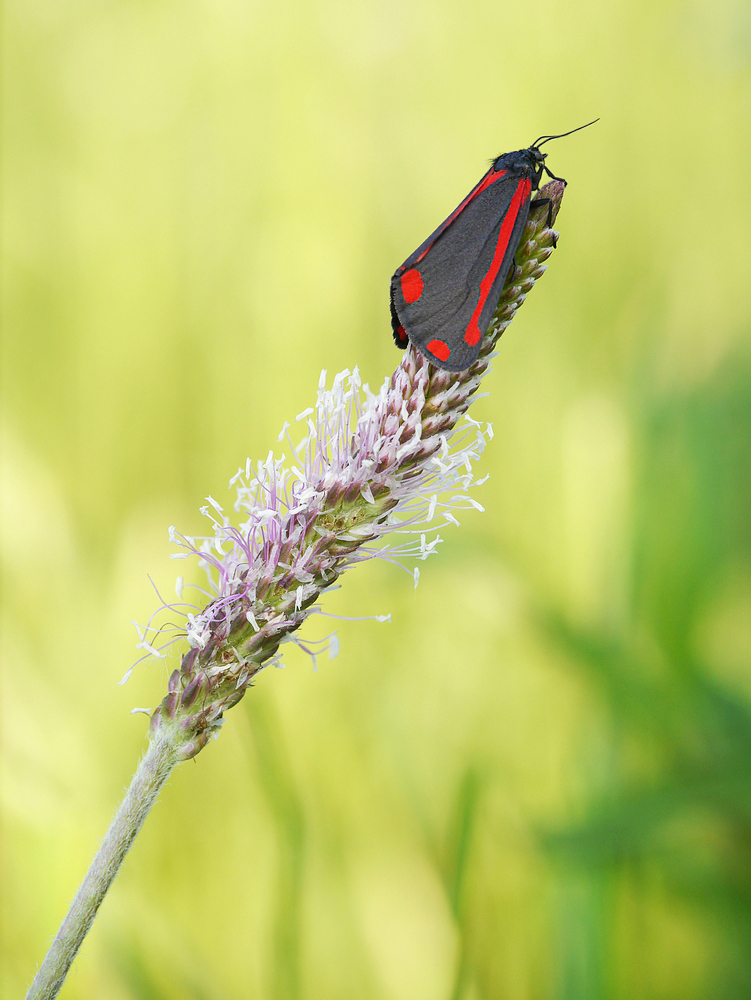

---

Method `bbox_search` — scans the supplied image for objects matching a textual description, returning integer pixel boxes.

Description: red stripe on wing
[411,168,510,266]
[463,177,531,347]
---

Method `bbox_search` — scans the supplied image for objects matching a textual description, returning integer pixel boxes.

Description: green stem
[25,733,180,1000]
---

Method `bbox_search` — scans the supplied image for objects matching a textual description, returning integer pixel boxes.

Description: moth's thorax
[491,147,546,178]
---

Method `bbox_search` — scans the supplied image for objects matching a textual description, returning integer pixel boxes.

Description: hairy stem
[25,734,180,1000]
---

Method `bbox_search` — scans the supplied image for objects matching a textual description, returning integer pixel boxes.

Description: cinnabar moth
[390,121,597,372]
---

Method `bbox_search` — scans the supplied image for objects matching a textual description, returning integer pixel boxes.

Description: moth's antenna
[532,119,600,149]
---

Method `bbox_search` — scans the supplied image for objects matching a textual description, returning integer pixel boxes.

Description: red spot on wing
[396,324,408,346]
[401,269,424,304]
[464,177,531,347]
[426,339,451,362]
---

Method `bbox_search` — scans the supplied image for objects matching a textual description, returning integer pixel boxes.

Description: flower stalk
[26,181,564,1000]
[25,735,179,1000]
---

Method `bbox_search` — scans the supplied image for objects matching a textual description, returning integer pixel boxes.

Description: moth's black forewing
[390,150,540,371]
[391,198,531,371]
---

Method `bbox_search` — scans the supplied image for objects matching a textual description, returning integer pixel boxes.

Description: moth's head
[528,146,547,166]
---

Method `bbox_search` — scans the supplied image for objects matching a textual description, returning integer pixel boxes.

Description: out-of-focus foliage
[2,0,750,997]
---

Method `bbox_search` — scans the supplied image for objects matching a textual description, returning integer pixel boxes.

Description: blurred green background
[2,0,751,996]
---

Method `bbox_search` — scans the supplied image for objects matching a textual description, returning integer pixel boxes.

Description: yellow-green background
[3,0,751,997]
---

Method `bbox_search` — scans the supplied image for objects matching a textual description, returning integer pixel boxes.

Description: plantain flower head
[138,182,564,760]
